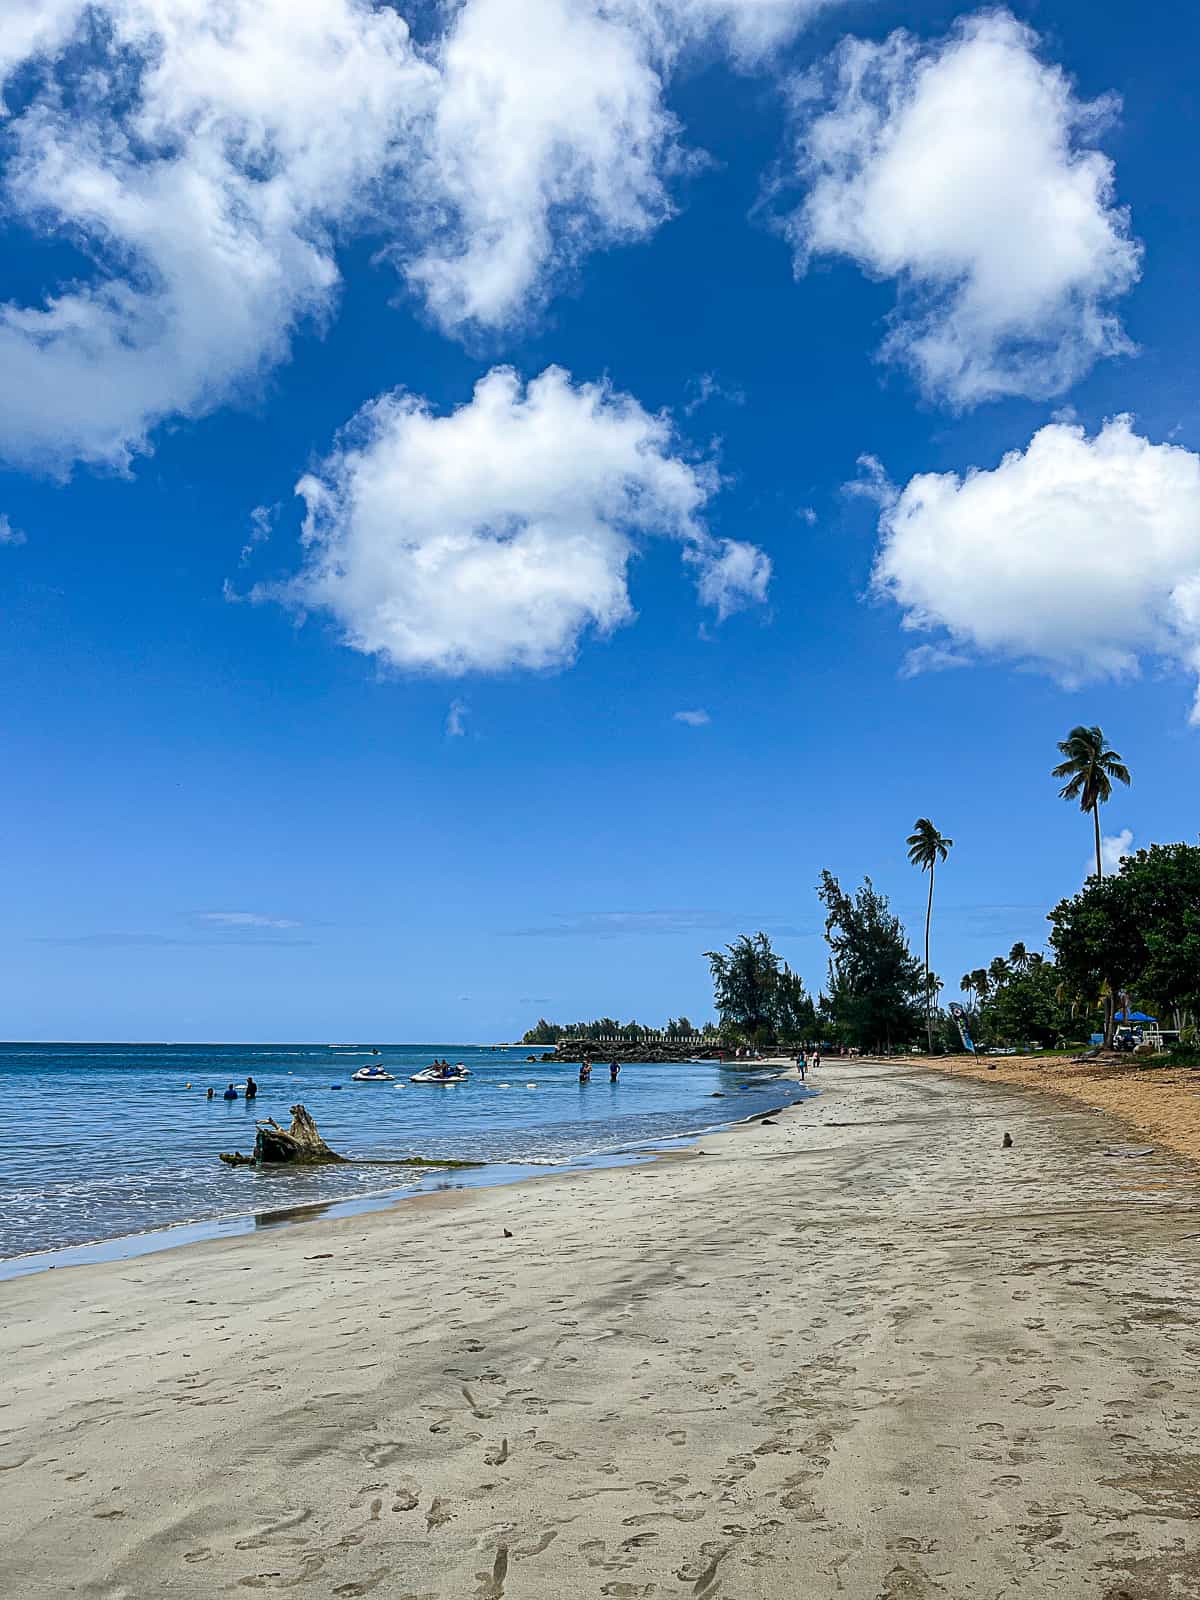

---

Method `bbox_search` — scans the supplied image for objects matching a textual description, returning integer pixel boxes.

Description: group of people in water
[207,1075,257,1102]
[578,1060,621,1083]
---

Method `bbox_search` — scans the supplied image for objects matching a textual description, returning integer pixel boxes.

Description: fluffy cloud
[673,708,711,725]
[399,0,834,332]
[0,0,829,472]
[267,366,767,675]
[788,11,1141,405]
[0,0,434,472]
[688,537,772,619]
[0,515,26,547]
[445,698,469,737]
[872,416,1200,720]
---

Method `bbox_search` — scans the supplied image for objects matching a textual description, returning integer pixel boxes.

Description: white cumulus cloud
[787,10,1141,405]
[872,415,1200,721]
[0,0,435,472]
[0,0,834,472]
[266,366,768,675]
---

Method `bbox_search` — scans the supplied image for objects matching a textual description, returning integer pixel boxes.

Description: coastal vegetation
[705,933,815,1044]
[520,724,1197,1064]
[522,1016,716,1045]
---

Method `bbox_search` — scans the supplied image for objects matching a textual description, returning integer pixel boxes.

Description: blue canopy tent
[1114,1010,1157,1023]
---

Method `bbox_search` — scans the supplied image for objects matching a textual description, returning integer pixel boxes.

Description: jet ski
[410,1064,471,1083]
[351,1065,396,1082]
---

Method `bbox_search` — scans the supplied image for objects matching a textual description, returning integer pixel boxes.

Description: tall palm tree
[988,955,1010,991]
[1008,941,1030,974]
[907,818,953,1052]
[1053,724,1131,1045]
[1052,725,1132,880]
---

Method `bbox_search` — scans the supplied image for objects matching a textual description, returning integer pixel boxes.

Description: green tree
[522,1018,562,1045]
[1052,724,1132,881]
[773,964,818,1045]
[978,954,1070,1047]
[705,933,783,1037]
[1050,844,1200,1036]
[1052,723,1131,1046]
[906,818,953,1053]
[817,872,925,1052]
[705,932,813,1042]
[1008,941,1030,973]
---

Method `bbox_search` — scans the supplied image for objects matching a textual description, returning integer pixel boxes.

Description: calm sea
[0,1043,811,1267]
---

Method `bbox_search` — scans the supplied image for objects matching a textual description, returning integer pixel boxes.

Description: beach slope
[2,1061,1198,1598]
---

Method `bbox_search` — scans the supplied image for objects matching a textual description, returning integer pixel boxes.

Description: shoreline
[3,1060,1198,1597]
[0,1065,810,1282]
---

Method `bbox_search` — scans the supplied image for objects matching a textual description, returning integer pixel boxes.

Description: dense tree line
[522,1016,714,1045]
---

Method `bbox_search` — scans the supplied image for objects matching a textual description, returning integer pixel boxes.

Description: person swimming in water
[222,1083,238,1101]
[207,1087,214,1100]
[244,1075,258,1100]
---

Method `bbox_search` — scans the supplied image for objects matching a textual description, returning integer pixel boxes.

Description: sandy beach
[916,1048,1200,1167]
[2,1060,1199,1599]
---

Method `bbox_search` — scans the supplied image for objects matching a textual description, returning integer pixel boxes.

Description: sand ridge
[1,1061,1198,1597]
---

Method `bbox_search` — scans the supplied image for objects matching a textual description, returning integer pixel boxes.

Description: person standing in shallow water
[244,1075,258,1100]
[609,1061,620,1082]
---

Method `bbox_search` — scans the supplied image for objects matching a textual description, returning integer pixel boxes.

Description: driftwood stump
[220,1104,347,1168]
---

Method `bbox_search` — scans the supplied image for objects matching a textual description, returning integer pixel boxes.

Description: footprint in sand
[426,1497,454,1531]
[473,1542,508,1593]
[332,1571,391,1597]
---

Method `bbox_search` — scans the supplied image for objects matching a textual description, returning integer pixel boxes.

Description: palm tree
[1052,725,1131,881]
[1053,725,1131,1049]
[907,818,954,1053]
[1008,941,1030,974]
[988,955,1010,991]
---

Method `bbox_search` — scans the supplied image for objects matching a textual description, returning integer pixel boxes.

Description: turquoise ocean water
[0,1043,810,1268]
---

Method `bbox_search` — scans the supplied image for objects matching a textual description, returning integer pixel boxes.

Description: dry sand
[2,1060,1199,1599]
[918,1049,1200,1167]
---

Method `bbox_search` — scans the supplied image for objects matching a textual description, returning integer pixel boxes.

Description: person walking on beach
[811,1050,822,1071]
[796,1051,807,1081]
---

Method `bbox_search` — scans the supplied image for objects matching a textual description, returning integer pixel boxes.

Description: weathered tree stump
[220,1104,347,1167]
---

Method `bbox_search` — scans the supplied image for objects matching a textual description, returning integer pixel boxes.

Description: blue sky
[3,0,1199,1041]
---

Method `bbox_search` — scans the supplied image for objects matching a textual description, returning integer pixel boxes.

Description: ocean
[0,1042,811,1271]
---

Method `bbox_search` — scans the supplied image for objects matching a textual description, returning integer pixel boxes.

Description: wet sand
[2,1060,1199,1598]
